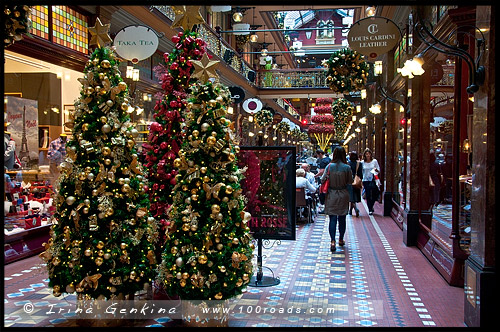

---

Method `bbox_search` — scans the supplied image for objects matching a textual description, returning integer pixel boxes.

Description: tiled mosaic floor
[4,201,465,328]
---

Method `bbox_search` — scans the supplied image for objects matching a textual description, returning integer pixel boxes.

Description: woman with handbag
[321,146,352,252]
[361,148,381,215]
[347,151,363,217]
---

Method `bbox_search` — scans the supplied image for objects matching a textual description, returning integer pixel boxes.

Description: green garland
[324,48,369,94]
[275,121,290,134]
[4,5,32,48]
[254,109,273,127]
[331,98,354,141]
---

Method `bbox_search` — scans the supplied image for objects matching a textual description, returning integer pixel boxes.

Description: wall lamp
[414,19,486,94]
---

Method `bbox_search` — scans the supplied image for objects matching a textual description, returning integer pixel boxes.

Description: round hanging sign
[113,25,159,64]
[348,16,401,60]
[242,98,262,114]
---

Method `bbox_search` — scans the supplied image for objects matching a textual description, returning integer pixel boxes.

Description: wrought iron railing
[257,69,329,89]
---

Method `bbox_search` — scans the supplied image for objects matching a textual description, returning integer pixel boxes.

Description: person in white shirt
[296,168,316,197]
[301,163,317,189]
[361,148,380,215]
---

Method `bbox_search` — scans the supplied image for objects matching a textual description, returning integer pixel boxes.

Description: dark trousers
[363,180,378,212]
[329,215,346,242]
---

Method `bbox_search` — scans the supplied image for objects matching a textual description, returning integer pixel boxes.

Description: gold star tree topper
[171,6,205,31]
[88,17,112,48]
[191,53,220,83]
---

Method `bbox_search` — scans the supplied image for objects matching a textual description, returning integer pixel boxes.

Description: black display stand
[248,238,280,287]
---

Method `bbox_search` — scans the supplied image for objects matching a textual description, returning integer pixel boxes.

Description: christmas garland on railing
[254,108,274,127]
[4,5,32,48]
[324,48,369,94]
[275,121,290,134]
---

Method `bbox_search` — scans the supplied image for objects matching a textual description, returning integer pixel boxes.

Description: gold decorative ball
[104,158,112,165]
[192,130,199,138]
[198,254,208,264]
[182,272,190,279]
[179,279,187,287]
[182,223,190,232]
[82,123,89,131]
[201,123,210,132]
[52,257,61,266]
[173,158,182,168]
[121,184,131,193]
[214,292,223,300]
[225,186,233,195]
[102,147,111,156]
[104,253,111,260]
[206,136,216,146]
[171,246,178,254]
[232,238,239,245]
[66,196,76,205]
[95,257,103,266]
[84,249,92,256]
[118,82,127,91]
[211,204,221,213]
[101,60,111,68]
[121,102,129,111]
[96,241,105,249]
[190,224,198,232]
[102,124,112,133]
[120,242,128,250]
[219,266,226,273]
[236,278,243,287]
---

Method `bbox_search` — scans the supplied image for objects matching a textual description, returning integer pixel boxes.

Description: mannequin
[47,133,67,179]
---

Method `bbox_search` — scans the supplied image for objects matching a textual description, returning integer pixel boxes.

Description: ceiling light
[233,11,243,22]
[250,33,258,42]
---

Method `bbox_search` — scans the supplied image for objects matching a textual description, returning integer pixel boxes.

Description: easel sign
[237,146,296,240]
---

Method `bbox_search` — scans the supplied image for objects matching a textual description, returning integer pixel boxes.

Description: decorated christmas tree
[157,52,254,301]
[142,7,206,260]
[40,18,157,300]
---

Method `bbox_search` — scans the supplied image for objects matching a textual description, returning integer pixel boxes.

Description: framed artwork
[63,104,73,133]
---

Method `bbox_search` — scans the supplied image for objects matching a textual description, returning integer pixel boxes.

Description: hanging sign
[113,25,159,64]
[348,16,401,60]
[242,98,262,114]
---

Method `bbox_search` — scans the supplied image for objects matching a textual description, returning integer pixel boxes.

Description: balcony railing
[257,69,329,89]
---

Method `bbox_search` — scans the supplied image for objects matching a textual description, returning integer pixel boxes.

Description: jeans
[363,180,378,212]
[329,215,346,242]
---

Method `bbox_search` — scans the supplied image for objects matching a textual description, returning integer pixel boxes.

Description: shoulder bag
[319,163,331,194]
[352,162,363,189]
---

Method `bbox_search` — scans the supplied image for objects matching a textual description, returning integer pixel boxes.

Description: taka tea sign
[113,25,159,63]
[348,16,401,60]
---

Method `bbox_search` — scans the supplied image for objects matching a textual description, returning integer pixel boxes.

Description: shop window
[51,5,88,53]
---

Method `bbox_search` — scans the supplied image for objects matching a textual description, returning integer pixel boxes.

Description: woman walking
[321,146,352,252]
[361,148,380,215]
[347,151,362,217]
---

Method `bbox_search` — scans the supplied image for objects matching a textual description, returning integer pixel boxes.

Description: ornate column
[463,6,495,328]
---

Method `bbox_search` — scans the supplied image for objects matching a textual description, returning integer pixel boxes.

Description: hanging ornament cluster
[40,18,157,300]
[308,98,335,151]
[331,98,354,141]
[254,108,274,127]
[324,48,369,94]
[143,29,206,257]
[4,5,32,48]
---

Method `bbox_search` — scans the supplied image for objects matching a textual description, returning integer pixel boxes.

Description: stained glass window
[51,5,88,53]
[30,5,50,40]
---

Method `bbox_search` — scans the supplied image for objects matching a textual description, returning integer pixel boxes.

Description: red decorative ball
[172,36,181,43]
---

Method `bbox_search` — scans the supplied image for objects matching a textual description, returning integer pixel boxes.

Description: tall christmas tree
[142,11,206,260]
[40,18,157,300]
[157,51,254,300]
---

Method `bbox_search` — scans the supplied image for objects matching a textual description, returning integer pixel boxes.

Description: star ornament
[171,6,205,31]
[88,17,112,48]
[191,53,220,83]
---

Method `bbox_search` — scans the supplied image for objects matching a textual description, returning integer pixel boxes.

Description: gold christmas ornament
[88,17,112,48]
[170,6,205,31]
[191,53,220,83]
